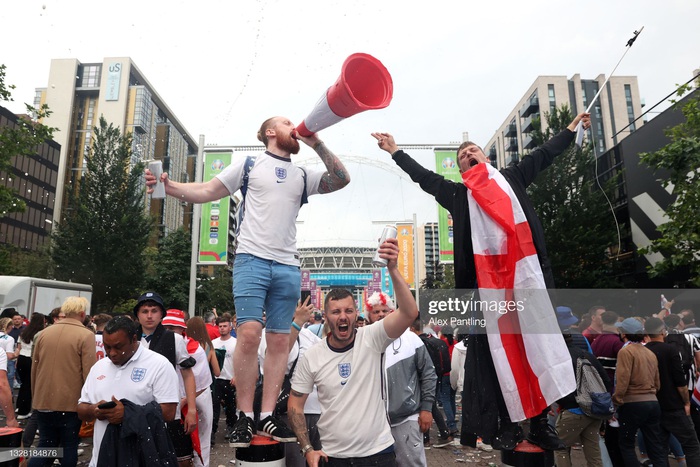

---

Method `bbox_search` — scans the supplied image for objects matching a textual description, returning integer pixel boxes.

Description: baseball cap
[555,306,578,328]
[133,291,166,317]
[162,309,186,329]
[616,317,643,334]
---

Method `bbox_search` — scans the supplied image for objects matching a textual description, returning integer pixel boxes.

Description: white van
[0,276,93,317]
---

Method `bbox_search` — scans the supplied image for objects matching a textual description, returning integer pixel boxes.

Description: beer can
[148,160,166,199]
[372,224,397,267]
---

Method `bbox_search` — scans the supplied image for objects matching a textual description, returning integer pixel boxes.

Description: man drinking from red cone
[372,112,591,452]
[145,117,350,447]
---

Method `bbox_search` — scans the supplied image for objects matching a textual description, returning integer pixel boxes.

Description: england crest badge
[275,167,287,179]
[131,368,147,382]
[338,363,351,379]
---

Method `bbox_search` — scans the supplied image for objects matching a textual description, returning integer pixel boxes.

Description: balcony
[522,134,536,150]
[521,97,540,118]
[504,123,517,137]
[521,113,538,133]
[505,138,518,152]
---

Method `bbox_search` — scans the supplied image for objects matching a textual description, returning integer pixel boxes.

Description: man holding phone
[78,316,179,467]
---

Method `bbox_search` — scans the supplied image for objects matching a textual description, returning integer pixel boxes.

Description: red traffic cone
[296,53,393,136]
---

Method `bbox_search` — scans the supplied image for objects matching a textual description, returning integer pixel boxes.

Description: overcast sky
[3,0,699,248]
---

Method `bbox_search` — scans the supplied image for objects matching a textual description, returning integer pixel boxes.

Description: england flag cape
[463,163,575,422]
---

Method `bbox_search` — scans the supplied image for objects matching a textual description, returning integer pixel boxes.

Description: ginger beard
[278,129,300,154]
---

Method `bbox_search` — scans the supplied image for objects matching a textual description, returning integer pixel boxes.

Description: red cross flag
[463,163,575,421]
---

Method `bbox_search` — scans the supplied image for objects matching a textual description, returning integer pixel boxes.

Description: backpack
[666,332,693,383]
[419,335,451,376]
[574,356,614,420]
[237,156,308,235]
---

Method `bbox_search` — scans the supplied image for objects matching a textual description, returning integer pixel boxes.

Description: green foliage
[51,117,152,312]
[0,243,52,277]
[420,263,455,290]
[146,228,192,310]
[639,86,700,286]
[196,267,235,314]
[527,105,622,287]
[0,64,56,217]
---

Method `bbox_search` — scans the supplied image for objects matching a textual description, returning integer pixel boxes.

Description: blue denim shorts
[233,253,301,333]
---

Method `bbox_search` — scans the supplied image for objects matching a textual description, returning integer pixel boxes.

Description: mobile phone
[301,290,311,303]
[98,401,117,409]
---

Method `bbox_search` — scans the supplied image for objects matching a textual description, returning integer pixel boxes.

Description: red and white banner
[463,163,575,421]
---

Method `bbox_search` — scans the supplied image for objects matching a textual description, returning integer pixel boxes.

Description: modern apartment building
[417,222,441,286]
[34,57,198,238]
[485,74,643,168]
[0,106,60,251]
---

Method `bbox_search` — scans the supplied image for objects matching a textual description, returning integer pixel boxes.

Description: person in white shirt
[145,116,350,447]
[0,347,18,428]
[211,313,237,445]
[77,316,179,467]
[288,238,418,467]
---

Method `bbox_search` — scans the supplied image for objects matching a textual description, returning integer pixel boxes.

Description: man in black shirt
[645,317,700,467]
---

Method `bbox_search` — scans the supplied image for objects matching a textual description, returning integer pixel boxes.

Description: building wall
[36,57,197,239]
[0,106,60,251]
[485,74,643,167]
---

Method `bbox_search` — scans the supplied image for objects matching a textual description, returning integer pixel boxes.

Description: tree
[639,86,700,286]
[147,228,192,309]
[0,64,55,217]
[526,105,621,287]
[196,267,235,314]
[51,117,152,312]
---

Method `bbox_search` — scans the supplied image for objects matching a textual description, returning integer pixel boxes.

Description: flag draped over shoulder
[463,163,575,421]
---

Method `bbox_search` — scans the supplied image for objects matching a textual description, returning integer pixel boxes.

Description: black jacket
[98,399,178,467]
[393,129,575,442]
[392,129,574,289]
[138,324,177,368]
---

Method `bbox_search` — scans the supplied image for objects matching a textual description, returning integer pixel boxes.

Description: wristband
[301,444,313,455]
[291,321,302,332]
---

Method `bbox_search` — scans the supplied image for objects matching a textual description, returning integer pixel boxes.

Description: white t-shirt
[0,333,15,358]
[292,322,395,458]
[0,348,7,372]
[79,344,179,467]
[258,328,322,414]
[177,341,212,394]
[212,336,237,381]
[216,151,324,266]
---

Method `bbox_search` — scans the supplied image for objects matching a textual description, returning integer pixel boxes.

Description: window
[625,84,636,132]
[79,64,102,88]
[548,84,556,111]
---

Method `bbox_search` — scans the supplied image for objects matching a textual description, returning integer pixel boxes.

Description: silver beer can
[372,224,398,267]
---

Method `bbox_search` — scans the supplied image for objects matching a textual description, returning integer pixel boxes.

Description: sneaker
[228,412,255,448]
[433,436,454,448]
[77,449,84,456]
[477,438,493,452]
[423,440,431,450]
[257,415,297,443]
[17,412,32,420]
[526,422,566,451]
[492,425,524,451]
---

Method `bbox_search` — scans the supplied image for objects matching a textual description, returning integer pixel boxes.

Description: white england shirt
[292,322,395,458]
[212,336,237,381]
[216,151,324,266]
[79,344,179,467]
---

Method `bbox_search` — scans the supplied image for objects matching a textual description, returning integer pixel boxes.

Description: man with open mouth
[371,112,591,453]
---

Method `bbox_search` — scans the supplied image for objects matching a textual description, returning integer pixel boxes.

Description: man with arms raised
[146,117,349,446]
[288,237,419,467]
[373,113,590,451]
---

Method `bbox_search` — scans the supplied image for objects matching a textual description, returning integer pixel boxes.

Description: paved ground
[10,414,578,466]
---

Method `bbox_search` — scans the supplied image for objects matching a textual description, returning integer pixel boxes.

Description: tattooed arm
[313,141,351,194]
[295,132,350,194]
[288,389,328,467]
